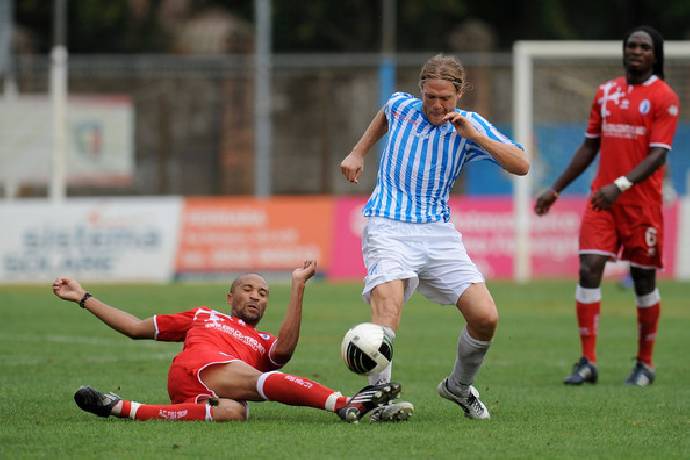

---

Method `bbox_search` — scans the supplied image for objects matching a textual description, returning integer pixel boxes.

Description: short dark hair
[230,272,265,293]
[623,25,665,80]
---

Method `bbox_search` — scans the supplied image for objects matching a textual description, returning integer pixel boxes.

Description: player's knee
[579,256,606,287]
[468,304,498,337]
[579,265,599,287]
[630,267,656,295]
[211,400,248,422]
[476,308,499,334]
[632,278,656,296]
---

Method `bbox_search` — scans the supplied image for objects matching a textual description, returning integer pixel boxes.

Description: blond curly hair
[419,54,466,92]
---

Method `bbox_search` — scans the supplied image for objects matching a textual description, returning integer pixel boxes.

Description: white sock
[368,362,392,386]
[448,327,491,397]
[368,326,395,385]
[636,288,660,307]
[575,285,601,303]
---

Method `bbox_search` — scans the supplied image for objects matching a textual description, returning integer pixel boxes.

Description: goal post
[512,40,690,282]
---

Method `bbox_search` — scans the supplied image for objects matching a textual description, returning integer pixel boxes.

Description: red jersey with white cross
[585,75,679,206]
[154,307,282,372]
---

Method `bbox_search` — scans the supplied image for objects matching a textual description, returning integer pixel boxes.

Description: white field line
[0,333,163,348]
[0,333,177,365]
[0,352,174,366]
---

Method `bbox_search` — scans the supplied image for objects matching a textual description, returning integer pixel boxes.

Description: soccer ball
[340,322,393,375]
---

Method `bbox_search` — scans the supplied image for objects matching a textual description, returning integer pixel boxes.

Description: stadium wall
[1,196,688,283]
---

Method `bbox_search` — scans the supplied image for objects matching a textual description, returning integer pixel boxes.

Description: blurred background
[1,0,690,283]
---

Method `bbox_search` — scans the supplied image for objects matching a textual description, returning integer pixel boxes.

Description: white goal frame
[512,40,690,282]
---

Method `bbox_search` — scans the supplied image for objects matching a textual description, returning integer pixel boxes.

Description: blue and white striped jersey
[363,92,524,223]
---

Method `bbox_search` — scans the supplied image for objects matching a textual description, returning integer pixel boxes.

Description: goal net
[512,40,690,281]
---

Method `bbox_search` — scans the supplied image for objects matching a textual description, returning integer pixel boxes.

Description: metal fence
[4,51,689,198]
[4,52,513,197]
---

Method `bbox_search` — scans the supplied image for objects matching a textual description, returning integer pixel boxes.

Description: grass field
[1,279,689,459]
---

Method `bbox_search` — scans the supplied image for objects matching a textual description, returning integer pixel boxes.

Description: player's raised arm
[270,260,317,364]
[52,277,155,340]
[340,110,388,183]
[443,112,529,176]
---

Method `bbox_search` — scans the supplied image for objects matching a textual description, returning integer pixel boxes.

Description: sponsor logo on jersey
[194,308,267,353]
[601,123,647,139]
[204,323,267,354]
[391,109,422,127]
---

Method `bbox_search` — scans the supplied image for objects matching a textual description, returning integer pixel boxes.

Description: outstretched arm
[340,110,388,183]
[443,112,529,176]
[270,260,317,365]
[52,277,155,340]
[534,137,600,216]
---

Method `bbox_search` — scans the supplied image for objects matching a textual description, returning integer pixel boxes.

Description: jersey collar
[643,75,659,86]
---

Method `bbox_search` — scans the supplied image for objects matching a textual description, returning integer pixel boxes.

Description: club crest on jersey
[639,99,651,114]
[259,333,271,340]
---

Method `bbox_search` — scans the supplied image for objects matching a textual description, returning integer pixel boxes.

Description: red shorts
[579,200,664,269]
[167,348,241,404]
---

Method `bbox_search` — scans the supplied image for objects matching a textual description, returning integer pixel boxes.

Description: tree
[14,0,690,54]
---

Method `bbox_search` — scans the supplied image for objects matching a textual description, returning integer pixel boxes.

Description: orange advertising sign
[176,197,333,272]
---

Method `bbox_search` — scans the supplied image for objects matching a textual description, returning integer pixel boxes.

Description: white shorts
[361,217,485,305]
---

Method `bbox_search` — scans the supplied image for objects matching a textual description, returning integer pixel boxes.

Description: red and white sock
[636,289,660,367]
[257,371,348,412]
[117,400,211,421]
[575,286,601,363]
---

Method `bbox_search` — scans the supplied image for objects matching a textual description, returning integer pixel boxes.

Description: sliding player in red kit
[53,260,401,423]
[535,26,679,386]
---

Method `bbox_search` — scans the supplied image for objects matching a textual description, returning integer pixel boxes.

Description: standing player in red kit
[52,260,400,422]
[534,26,679,386]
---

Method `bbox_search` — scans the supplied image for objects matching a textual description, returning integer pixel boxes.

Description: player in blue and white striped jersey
[362,91,523,224]
[341,54,528,421]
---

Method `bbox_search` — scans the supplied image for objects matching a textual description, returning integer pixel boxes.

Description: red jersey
[586,75,679,206]
[154,307,282,372]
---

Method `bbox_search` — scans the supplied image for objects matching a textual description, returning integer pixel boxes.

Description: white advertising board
[0,96,133,185]
[0,198,181,283]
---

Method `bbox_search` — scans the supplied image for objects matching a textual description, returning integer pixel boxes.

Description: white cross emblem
[599,83,625,120]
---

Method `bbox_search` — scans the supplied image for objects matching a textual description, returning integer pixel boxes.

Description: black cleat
[564,357,598,385]
[625,361,655,386]
[74,385,121,418]
[338,382,401,423]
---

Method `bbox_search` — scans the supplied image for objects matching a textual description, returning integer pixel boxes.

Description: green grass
[1,280,689,459]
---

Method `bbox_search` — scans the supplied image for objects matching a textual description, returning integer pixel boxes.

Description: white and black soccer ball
[340,322,393,376]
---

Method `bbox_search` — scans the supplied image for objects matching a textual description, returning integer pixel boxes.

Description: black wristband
[79,292,93,309]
